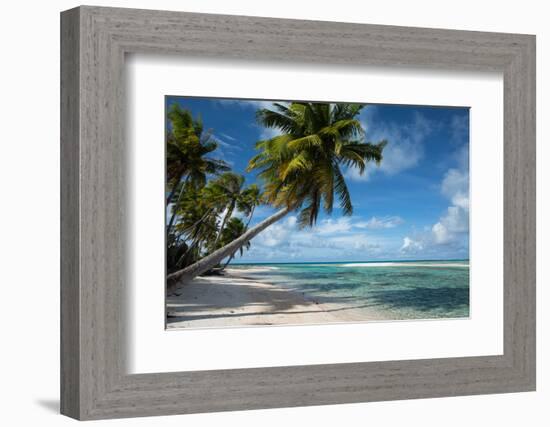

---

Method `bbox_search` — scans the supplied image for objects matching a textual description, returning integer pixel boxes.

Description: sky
[166,96,470,263]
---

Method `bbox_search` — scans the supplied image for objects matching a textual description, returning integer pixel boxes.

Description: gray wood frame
[60,5,536,420]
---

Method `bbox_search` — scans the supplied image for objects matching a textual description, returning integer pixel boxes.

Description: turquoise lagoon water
[229,260,469,320]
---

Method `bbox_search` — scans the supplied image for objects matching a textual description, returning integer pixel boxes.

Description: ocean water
[230,260,470,320]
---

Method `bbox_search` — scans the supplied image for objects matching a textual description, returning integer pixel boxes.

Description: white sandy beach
[166,268,390,329]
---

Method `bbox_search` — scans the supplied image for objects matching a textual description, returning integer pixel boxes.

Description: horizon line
[230,258,470,265]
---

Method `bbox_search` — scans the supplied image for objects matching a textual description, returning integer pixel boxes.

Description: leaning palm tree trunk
[167,206,290,289]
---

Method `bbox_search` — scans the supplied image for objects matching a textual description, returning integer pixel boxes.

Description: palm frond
[280,152,312,180]
[286,134,323,151]
[333,163,353,216]
[256,109,297,134]
[248,102,385,229]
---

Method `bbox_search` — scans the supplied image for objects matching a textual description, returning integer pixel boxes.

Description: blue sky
[166,96,470,263]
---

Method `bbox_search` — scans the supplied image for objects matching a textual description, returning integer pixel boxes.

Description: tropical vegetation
[166,101,387,288]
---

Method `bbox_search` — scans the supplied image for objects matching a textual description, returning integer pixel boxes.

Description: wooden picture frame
[60,5,536,420]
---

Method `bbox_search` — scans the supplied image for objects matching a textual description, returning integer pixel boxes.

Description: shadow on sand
[166,275,469,325]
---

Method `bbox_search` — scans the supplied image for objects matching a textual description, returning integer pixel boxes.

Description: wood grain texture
[60,7,80,419]
[60,5,536,420]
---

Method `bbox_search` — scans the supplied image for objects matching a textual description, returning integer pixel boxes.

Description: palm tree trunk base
[166,207,291,286]
[167,272,193,293]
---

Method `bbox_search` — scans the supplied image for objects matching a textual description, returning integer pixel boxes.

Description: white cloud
[311,216,403,235]
[431,222,451,244]
[217,99,287,111]
[243,213,397,262]
[314,217,353,234]
[356,216,404,229]
[252,215,296,247]
[258,126,282,141]
[219,132,236,141]
[451,193,469,211]
[430,166,469,246]
[443,206,468,233]
[432,144,470,247]
[328,234,381,251]
[248,100,288,110]
[345,112,435,182]
[379,140,423,174]
[344,165,374,182]
[213,134,243,152]
[441,168,469,206]
[431,205,469,245]
[441,168,470,213]
[400,237,424,253]
[397,153,470,256]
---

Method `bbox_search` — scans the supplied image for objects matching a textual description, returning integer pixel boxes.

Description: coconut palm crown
[166,104,230,203]
[248,102,386,227]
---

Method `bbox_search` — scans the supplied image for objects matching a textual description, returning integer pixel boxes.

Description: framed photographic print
[164,97,471,330]
[61,5,536,420]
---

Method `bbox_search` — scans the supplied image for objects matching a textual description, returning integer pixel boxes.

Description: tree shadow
[167,275,469,325]
[167,276,323,324]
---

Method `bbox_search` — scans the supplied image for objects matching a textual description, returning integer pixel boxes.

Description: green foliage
[220,217,251,256]
[165,104,233,273]
[165,101,386,277]
[167,176,259,273]
[248,102,386,228]
[166,154,262,271]
[166,104,229,198]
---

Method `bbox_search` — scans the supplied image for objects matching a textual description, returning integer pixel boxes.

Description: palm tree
[167,178,257,272]
[167,185,220,273]
[166,104,229,206]
[167,102,386,288]
[240,184,262,228]
[206,174,264,251]
[217,185,262,271]
[207,172,246,249]
[165,105,230,239]
[219,217,251,270]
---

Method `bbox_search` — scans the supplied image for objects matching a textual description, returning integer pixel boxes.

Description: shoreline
[166,268,391,329]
